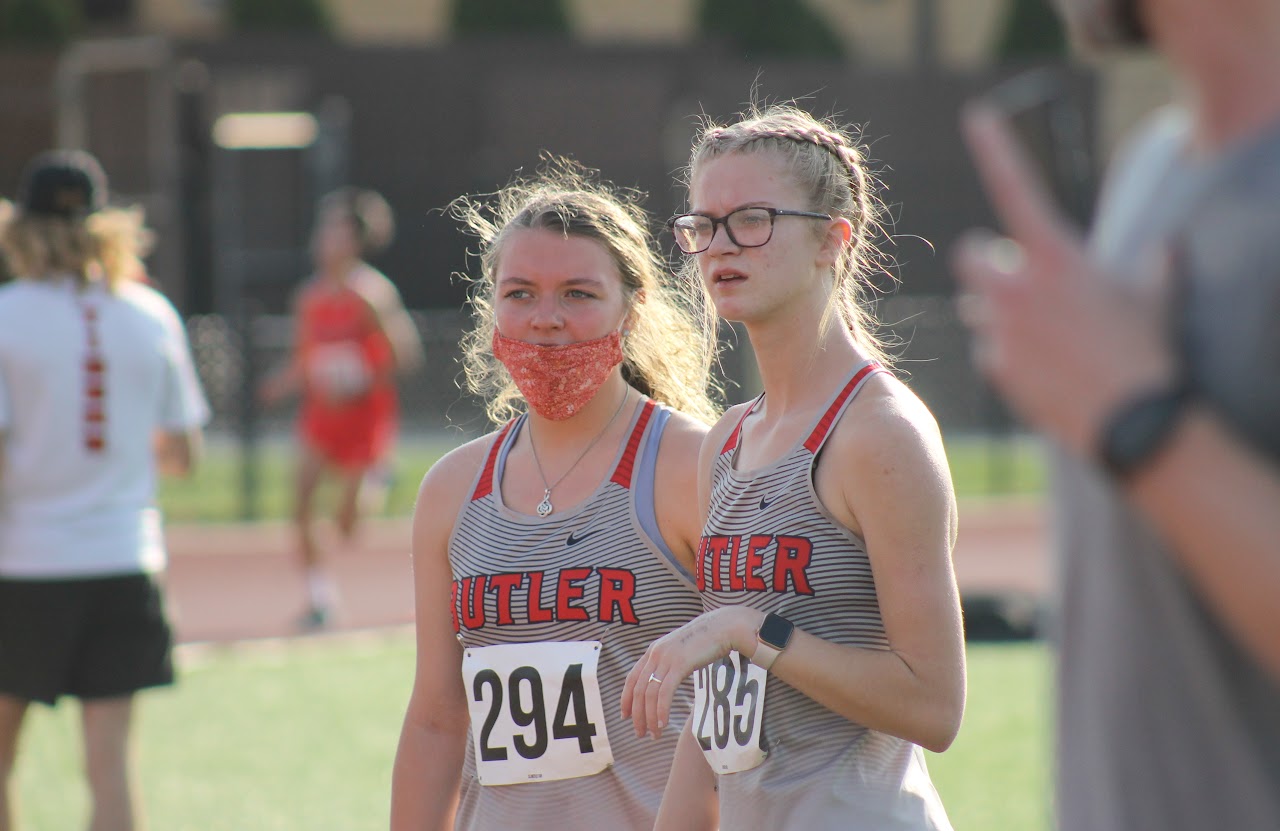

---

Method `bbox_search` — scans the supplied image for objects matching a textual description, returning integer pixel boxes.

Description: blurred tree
[996,0,1068,60]
[453,0,569,36]
[227,0,331,34]
[698,0,845,60]
[0,0,82,45]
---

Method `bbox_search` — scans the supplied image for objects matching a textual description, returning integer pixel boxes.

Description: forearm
[629,591,963,752]
[765,629,964,753]
[154,429,201,478]
[713,606,963,753]
[653,723,718,831]
[389,324,424,374]
[389,718,467,831]
[1125,406,1280,681]
[374,303,423,375]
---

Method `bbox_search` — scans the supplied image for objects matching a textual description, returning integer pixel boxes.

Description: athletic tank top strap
[471,418,519,501]
[630,405,688,578]
[472,398,660,502]
[802,360,885,454]
[610,399,657,488]
[719,394,765,455]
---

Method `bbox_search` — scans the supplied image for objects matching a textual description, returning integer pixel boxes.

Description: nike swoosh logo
[759,495,775,510]
[566,529,602,547]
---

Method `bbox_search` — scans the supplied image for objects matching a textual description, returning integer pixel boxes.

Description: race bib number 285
[692,650,768,773]
[462,641,613,786]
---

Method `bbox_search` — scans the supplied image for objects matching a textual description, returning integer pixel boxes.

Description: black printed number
[694,655,760,752]
[509,666,548,759]
[474,663,598,761]
[474,670,508,761]
[551,663,598,753]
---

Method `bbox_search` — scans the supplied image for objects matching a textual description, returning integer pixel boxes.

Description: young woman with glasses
[390,158,721,830]
[622,104,965,830]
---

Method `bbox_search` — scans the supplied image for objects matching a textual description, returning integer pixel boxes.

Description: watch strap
[751,639,782,671]
[1098,382,1190,479]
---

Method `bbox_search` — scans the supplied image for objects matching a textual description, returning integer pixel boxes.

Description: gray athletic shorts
[0,573,174,706]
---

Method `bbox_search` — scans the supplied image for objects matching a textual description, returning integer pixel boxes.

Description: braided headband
[703,125,863,201]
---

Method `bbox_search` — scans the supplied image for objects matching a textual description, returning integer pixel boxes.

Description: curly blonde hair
[683,103,897,366]
[0,200,152,291]
[451,157,722,425]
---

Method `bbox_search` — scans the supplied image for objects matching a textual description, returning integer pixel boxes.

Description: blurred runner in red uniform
[261,188,422,628]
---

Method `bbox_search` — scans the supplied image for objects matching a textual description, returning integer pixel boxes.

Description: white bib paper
[692,650,769,773]
[462,641,613,786]
[307,341,371,398]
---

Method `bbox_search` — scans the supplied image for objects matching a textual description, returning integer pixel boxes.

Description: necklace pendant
[536,490,554,517]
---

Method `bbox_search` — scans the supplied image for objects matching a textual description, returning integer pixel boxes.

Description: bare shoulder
[412,431,503,545]
[349,264,403,307]
[417,432,497,504]
[832,373,946,465]
[352,263,396,290]
[705,400,754,457]
[292,277,323,310]
[654,407,712,465]
[822,373,956,539]
[296,275,324,297]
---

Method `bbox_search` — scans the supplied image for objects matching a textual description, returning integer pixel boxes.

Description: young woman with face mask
[389,159,720,830]
[622,104,966,830]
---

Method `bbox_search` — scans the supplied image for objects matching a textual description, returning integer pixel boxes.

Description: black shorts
[0,573,174,706]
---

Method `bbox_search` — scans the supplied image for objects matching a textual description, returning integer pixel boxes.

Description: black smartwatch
[752,612,795,671]
[1098,383,1190,479]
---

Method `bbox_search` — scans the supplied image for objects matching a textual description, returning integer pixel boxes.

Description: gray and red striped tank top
[700,363,953,830]
[448,398,703,830]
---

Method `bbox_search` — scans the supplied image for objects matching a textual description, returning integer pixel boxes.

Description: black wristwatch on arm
[1097,382,1192,480]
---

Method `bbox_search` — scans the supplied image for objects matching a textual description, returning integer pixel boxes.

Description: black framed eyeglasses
[667,206,832,254]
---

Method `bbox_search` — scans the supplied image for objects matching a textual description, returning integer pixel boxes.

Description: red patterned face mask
[492,329,625,421]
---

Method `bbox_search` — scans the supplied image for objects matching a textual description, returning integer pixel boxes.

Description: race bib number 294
[692,650,768,773]
[462,641,613,786]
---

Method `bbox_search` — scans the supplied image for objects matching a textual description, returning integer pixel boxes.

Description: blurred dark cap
[18,149,108,218]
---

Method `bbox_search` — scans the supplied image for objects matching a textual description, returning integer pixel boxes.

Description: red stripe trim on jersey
[803,362,884,454]
[611,400,656,489]
[472,420,517,501]
[720,395,764,455]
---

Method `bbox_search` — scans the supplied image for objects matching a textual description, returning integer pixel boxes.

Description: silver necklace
[528,389,630,517]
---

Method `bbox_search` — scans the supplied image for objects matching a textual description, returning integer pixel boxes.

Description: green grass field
[13,636,1050,831]
[20,432,1048,829]
[159,432,1047,523]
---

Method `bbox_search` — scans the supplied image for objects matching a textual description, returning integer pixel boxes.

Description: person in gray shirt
[952,0,1280,828]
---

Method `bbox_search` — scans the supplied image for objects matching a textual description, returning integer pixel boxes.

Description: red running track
[163,498,1050,645]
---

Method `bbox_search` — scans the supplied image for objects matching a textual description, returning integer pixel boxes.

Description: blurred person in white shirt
[0,149,209,831]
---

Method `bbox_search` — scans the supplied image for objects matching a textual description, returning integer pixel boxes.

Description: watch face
[758,613,794,649]
[1101,386,1188,477]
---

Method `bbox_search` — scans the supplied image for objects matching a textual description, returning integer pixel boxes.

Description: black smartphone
[982,67,1096,224]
